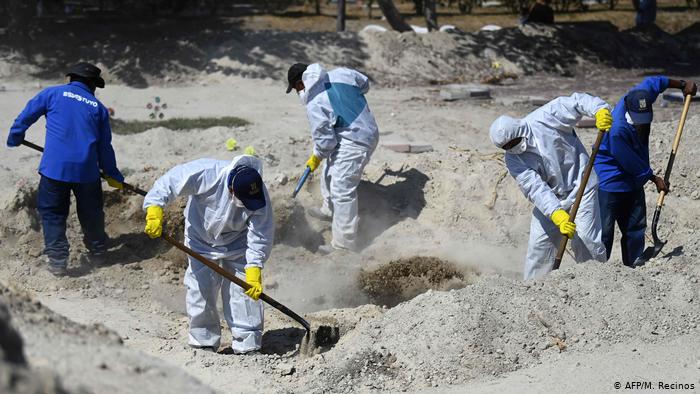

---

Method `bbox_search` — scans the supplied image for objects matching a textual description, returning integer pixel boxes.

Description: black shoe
[88,251,108,266]
[47,264,67,277]
[308,207,332,222]
[45,256,68,277]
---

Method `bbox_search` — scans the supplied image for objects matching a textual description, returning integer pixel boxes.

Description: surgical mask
[231,193,245,208]
[506,137,527,155]
[298,89,308,105]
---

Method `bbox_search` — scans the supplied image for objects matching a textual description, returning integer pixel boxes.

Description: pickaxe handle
[20,139,311,334]
[553,129,606,270]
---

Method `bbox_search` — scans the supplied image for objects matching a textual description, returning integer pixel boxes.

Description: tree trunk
[424,0,437,31]
[337,0,346,31]
[6,0,34,36]
[377,0,413,32]
[315,0,321,15]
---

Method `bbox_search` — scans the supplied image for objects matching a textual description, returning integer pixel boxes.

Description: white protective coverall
[489,93,609,280]
[143,155,274,352]
[301,63,379,250]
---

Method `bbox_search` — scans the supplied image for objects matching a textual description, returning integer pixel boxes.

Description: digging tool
[20,140,312,337]
[636,94,693,264]
[21,140,148,196]
[161,233,311,336]
[292,167,311,198]
[553,128,606,270]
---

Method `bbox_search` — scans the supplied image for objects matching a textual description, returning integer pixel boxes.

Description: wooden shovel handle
[553,129,605,270]
[655,94,692,210]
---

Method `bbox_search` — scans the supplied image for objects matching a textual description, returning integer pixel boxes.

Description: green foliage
[111,116,250,135]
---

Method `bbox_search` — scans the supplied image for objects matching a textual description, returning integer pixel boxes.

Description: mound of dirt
[0,282,213,393]
[293,258,700,392]
[0,182,188,271]
[359,257,468,307]
[0,288,69,394]
[2,20,697,87]
[361,22,694,85]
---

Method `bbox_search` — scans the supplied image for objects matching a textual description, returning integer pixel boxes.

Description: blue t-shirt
[7,81,123,183]
[594,76,669,192]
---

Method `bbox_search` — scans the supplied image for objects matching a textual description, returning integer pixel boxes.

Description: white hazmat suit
[489,93,609,280]
[301,63,379,250]
[143,155,274,352]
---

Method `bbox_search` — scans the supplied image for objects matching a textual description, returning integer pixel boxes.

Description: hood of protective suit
[489,115,534,154]
[300,63,328,106]
[207,155,264,240]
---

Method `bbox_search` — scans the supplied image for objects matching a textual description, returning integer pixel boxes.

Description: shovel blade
[635,241,667,266]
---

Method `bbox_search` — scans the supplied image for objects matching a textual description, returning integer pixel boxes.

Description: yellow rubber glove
[595,108,612,132]
[244,266,263,300]
[225,138,237,151]
[105,176,123,190]
[551,209,576,239]
[144,205,164,239]
[244,145,256,156]
[306,153,321,172]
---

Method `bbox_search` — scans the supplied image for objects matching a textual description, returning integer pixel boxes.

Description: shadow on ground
[358,167,429,248]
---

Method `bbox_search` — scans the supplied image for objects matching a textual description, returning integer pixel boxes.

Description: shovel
[292,167,311,198]
[636,94,693,265]
[20,140,312,337]
[553,128,606,270]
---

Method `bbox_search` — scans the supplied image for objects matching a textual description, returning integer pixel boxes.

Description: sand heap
[360,22,693,85]
[0,287,66,394]
[0,282,213,393]
[2,21,696,87]
[289,258,699,392]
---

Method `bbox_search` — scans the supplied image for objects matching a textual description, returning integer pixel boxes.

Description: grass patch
[111,116,250,135]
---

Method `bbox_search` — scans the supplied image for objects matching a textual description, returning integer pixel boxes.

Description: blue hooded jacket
[7,81,123,183]
[594,76,669,192]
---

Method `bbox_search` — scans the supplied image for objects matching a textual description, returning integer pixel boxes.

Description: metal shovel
[292,167,311,198]
[21,140,311,337]
[636,94,693,265]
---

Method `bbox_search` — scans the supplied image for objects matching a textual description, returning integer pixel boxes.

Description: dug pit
[359,256,472,307]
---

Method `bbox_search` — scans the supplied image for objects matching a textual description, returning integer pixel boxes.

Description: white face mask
[506,137,527,155]
[298,89,308,105]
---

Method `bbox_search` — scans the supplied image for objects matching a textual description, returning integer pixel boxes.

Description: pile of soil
[359,256,468,307]
[0,289,66,394]
[294,259,699,392]
[0,282,213,393]
[1,20,697,87]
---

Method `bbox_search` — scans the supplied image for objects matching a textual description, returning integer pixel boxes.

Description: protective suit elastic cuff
[244,263,263,270]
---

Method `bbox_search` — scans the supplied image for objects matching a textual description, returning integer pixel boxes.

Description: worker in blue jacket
[6,62,124,276]
[594,76,697,267]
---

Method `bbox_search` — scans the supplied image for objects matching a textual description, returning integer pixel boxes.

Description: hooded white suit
[143,155,274,352]
[490,93,609,280]
[301,63,379,250]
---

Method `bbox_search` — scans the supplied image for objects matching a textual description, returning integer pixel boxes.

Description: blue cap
[624,89,653,125]
[227,166,266,211]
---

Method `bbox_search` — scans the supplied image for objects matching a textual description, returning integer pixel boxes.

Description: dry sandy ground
[1,36,699,392]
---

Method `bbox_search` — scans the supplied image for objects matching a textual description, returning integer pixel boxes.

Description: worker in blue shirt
[594,76,697,267]
[6,62,125,276]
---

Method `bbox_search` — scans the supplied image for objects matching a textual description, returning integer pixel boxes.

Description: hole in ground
[358,256,475,307]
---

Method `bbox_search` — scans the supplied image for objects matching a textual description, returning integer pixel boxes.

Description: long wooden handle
[21,139,311,333]
[655,94,692,210]
[553,129,605,269]
[21,140,148,196]
[161,234,311,332]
